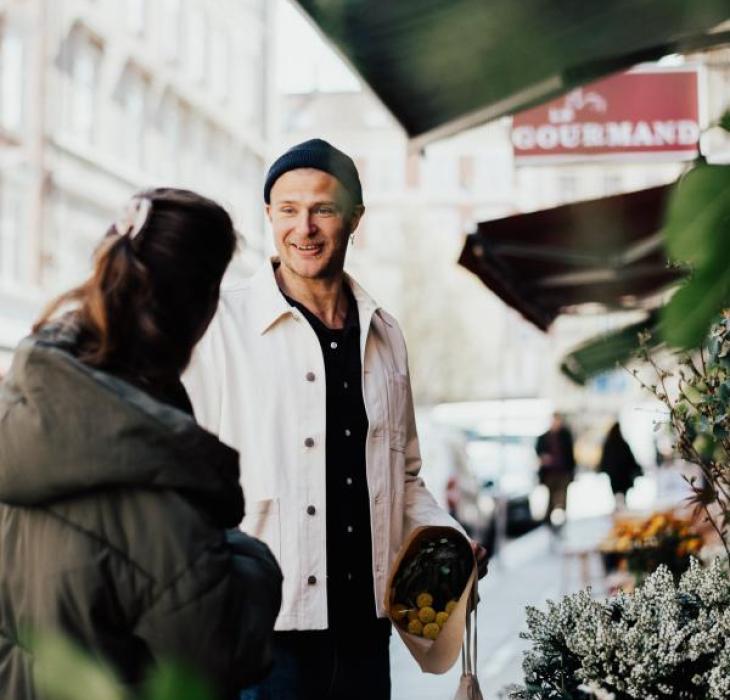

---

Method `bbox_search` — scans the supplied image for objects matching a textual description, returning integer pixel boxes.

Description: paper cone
[385,525,477,674]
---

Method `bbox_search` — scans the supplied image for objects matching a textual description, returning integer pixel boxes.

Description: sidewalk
[390,516,612,700]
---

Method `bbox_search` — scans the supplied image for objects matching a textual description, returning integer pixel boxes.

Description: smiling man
[184,139,487,700]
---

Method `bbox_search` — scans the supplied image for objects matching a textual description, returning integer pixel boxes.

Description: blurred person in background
[185,139,488,700]
[599,421,643,511]
[0,189,282,700]
[535,412,576,528]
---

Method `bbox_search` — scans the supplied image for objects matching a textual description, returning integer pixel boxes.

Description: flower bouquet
[386,525,476,673]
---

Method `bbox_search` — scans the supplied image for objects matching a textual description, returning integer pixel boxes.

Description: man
[535,412,576,527]
[184,139,487,699]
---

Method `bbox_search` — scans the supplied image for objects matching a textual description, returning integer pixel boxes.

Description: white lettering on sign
[511,119,701,152]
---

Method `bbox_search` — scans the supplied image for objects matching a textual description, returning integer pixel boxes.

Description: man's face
[266,168,363,282]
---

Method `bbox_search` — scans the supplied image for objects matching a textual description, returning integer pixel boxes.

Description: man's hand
[470,539,489,579]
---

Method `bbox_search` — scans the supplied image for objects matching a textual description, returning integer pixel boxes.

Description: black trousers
[240,625,391,700]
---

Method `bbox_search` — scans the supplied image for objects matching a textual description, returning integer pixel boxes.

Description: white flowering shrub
[504,558,730,700]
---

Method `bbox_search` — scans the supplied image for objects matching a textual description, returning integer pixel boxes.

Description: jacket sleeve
[133,531,282,698]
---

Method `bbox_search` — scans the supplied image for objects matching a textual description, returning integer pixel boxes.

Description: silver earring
[350,234,355,246]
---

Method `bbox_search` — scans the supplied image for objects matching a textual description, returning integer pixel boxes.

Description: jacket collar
[250,257,391,335]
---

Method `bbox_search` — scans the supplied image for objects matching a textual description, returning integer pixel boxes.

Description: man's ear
[265,204,273,223]
[349,204,365,233]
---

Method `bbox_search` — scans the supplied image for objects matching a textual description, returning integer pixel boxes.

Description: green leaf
[663,164,730,267]
[32,633,127,700]
[661,164,730,348]
[141,663,215,700]
[662,269,730,348]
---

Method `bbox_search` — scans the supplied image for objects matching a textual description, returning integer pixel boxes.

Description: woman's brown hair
[34,188,236,382]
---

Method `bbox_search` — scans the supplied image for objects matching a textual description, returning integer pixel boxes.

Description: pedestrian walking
[184,139,488,700]
[598,421,643,510]
[535,412,576,527]
[0,188,282,700]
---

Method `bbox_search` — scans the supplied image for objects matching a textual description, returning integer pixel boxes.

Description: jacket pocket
[243,498,281,563]
[385,372,409,452]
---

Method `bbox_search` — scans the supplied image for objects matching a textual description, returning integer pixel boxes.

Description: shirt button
[346,525,353,533]
[304,437,315,448]
[305,372,316,382]
[307,505,316,515]
[308,575,317,585]
[330,341,338,349]
[346,477,353,486]
[344,428,351,437]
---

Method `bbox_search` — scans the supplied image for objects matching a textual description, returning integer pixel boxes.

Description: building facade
[0,0,273,370]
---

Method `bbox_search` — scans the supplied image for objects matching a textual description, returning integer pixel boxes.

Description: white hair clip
[113,196,152,240]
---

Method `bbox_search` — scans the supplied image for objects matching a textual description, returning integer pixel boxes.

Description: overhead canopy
[457,185,683,331]
[560,312,662,385]
[292,0,730,147]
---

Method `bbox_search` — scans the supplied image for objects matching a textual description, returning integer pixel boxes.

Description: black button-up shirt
[283,288,387,636]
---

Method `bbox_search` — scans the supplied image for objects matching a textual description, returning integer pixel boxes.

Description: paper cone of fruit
[385,525,477,674]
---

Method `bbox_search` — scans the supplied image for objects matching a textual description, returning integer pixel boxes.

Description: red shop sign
[512,69,700,163]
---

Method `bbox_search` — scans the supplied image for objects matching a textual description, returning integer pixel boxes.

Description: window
[48,194,108,289]
[186,4,208,83]
[180,111,205,185]
[423,153,458,193]
[367,154,403,195]
[0,22,23,134]
[209,128,231,184]
[125,0,146,36]
[117,65,149,169]
[158,93,182,179]
[0,180,24,285]
[209,25,230,100]
[474,151,513,202]
[61,28,102,145]
[161,0,180,61]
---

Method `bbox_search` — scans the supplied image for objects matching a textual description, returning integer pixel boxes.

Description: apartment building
[0,0,273,369]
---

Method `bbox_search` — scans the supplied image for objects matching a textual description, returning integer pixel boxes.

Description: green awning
[560,311,662,385]
[293,0,730,147]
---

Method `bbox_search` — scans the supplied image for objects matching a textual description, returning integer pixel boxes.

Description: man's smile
[291,242,324,256]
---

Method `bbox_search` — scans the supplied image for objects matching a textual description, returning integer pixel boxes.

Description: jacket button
[307,575,317,585]
[306,372,315,382]
[304,437,315,448]
[307,505,316,515]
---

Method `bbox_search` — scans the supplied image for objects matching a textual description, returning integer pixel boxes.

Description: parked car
[465,435,544,536]
[417,414,497,553]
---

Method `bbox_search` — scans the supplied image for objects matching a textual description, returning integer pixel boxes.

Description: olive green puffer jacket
[0,332,282,699]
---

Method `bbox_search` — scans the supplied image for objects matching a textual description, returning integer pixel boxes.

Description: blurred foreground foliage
[32,633,215,700]
[661,161,730,349]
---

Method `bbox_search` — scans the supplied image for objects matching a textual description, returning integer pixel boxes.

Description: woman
[599,421,643,510]
[0,188,282,699]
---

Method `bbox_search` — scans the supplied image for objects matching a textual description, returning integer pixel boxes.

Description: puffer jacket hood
[0,331,243,527]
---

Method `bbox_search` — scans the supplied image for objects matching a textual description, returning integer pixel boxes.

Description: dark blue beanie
[264,139,363,206]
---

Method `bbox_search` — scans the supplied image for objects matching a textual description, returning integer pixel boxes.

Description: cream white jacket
[183,259,462,630]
